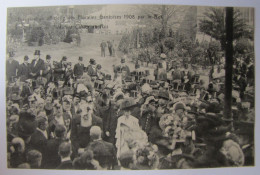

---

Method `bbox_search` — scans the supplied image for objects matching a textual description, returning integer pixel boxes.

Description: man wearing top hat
[42,55,52,82]
[30,50,45,79]
[18,55,31,82]
[6,51,19,83]
[73,56,84,79]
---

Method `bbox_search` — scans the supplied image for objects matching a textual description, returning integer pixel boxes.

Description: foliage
[199,7,253,49]
[234,38,253,55]
[164,37,175,51]
[27,27,45,46]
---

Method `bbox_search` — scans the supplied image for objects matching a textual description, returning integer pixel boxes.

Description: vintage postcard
[4,2,255,172]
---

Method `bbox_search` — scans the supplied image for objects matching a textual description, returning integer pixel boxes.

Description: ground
[10,31,209,85]
[11,32,130,75]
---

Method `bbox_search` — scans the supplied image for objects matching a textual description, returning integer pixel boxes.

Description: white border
[0,1,259,175]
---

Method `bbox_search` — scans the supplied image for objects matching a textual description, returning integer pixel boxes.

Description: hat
[105,74,112,81]
[34,50,40,55]
[24,55,29,61]
[121,58,125,63]
[175,102,185,111]
[62,56,67,61]
[89,58,96,65]
[17,112,37,137]
[46,55,51,60]
[158,90,169,100]
[120,98,136,110]
[79,56,83,61]
[96,64,102,70]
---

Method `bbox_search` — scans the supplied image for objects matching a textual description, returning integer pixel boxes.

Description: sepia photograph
[3,1,256,173]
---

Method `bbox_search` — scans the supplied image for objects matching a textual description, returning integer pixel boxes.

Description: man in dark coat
[73,56,84,79]
[53,56,67,81]
[44,124,67,169]
[86,58,97,77]
[94,92,118,144]
[56,142,73,169]
[18,55,31,82]
[6,51,19,83]
[30,50,45,79]
[100,40,107,57]
[70,103,103,158]
[86,126,117,169]
[42,55,52,82]
[29,116,49,167]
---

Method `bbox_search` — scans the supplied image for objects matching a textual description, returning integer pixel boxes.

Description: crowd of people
[6,48,254,170]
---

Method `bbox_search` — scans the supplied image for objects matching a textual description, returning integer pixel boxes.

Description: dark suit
[6,60,19,82]
[86,65,97,77]
[30,58,45,77]
[73,63,84,78]
[87,139,117,169]
[56,160,73,169]
[44,138,64,169]
[43,62,52,82]
[53,61,66,81]
[18,62,31,82]
[29,129,48,167]
[70,114,103,156]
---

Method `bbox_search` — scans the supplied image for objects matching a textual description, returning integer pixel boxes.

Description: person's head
[62,56,67,63]
[37,116,48,131]
[58,142,72,158]
[79,56,83,63]
[24,55,29,64]
[73,95,81,105]
[119,150,134,169]
[54,124,67,139]
[81,149,94,164]
[26,150,42,168]
[81,106,93,120]
[90,126,102,140]
[17,163,31,169]
[45,95,53,104]
[175,103,185,118]
[46,55,51,63]
[54,102,63,115]
[62,98,71,112]
[37,98,45,111]
[123,109,131,117]
[11,137,25,153]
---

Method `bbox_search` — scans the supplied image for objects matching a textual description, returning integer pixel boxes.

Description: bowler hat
[120,98,136,110]
[89,58,96,65]
[158,90,169,100]
[24,55,29,61]
[62,56,67,61]
[34,50,40,55]
[46,55,51,60]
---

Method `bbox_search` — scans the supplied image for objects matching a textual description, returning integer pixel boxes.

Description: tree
[199,7,253,49]
[136,5,186,40]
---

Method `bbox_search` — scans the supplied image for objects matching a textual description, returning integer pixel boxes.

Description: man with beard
[70,101,102,158]
[94,91,118,144]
